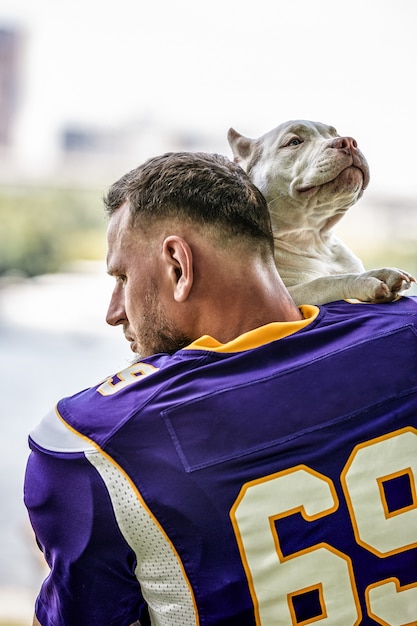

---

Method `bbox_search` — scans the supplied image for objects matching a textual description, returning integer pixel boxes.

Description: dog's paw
[355,268,415,302]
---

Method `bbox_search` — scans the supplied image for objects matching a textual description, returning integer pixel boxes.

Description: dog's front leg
[288,276,360,305]
[288,268,415,305]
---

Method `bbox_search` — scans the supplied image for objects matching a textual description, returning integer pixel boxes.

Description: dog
[228,119,415,305]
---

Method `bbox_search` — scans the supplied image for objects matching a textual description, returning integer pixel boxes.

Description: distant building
[58,117,223,185]
[0,26,22,147]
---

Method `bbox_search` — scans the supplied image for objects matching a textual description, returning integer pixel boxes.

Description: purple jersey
[24,299,417,625]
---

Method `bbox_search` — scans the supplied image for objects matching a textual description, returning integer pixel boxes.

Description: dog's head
[228,120,370,232]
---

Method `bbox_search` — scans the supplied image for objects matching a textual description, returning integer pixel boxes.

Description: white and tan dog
[228,119,414,305]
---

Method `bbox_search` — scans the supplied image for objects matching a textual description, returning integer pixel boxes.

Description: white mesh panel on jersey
[86,450,198,626]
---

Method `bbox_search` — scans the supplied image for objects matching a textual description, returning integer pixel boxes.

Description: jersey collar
[183,305,319,353]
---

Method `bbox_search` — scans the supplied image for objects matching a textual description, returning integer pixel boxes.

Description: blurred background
[0,0,416,623]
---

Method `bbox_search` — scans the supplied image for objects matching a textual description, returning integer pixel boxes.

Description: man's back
[25,298,417,625]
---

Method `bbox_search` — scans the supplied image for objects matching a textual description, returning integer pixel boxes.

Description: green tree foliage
[0,186,107,277]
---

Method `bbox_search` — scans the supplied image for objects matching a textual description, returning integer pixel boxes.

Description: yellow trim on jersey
[184,305,319,353]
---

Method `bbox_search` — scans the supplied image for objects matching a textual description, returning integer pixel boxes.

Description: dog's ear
[227,128,254,164]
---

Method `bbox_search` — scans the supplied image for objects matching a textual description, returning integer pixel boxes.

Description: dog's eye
[286,137,303,147]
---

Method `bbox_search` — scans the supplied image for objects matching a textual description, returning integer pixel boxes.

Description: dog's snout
[331,136,358,153]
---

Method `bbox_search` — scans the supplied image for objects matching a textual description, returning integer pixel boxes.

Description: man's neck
[194,263,302,344]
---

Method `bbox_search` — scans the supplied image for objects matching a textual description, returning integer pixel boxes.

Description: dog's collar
[184,305,319,353]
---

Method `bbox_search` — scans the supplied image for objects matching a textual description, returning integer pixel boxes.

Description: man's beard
[132,280,192,360]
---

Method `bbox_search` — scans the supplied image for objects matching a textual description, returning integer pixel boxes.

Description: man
[25,152,417,625]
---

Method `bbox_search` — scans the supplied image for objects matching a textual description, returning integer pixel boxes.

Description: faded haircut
[103,152,274,254]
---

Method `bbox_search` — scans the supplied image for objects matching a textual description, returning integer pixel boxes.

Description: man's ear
[162,236,194,302]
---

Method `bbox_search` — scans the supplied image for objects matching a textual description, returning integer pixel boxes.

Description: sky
[1,0,417,197]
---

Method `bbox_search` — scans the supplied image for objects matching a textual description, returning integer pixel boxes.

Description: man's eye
[117,275,127,285]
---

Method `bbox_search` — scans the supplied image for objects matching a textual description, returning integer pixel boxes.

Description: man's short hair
[103,152,274,253]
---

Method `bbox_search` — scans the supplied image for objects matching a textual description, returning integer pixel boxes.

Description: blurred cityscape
[1,23,416,277]
[0,24,224,190]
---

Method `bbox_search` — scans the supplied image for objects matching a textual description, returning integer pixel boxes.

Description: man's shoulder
[28,358,163,453]
[285,296,417,368]
[31,351,205,452]
[29,407,96,454]
[320,295,417,319]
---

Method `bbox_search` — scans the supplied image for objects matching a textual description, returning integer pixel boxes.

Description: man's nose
[106,283,126,326]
